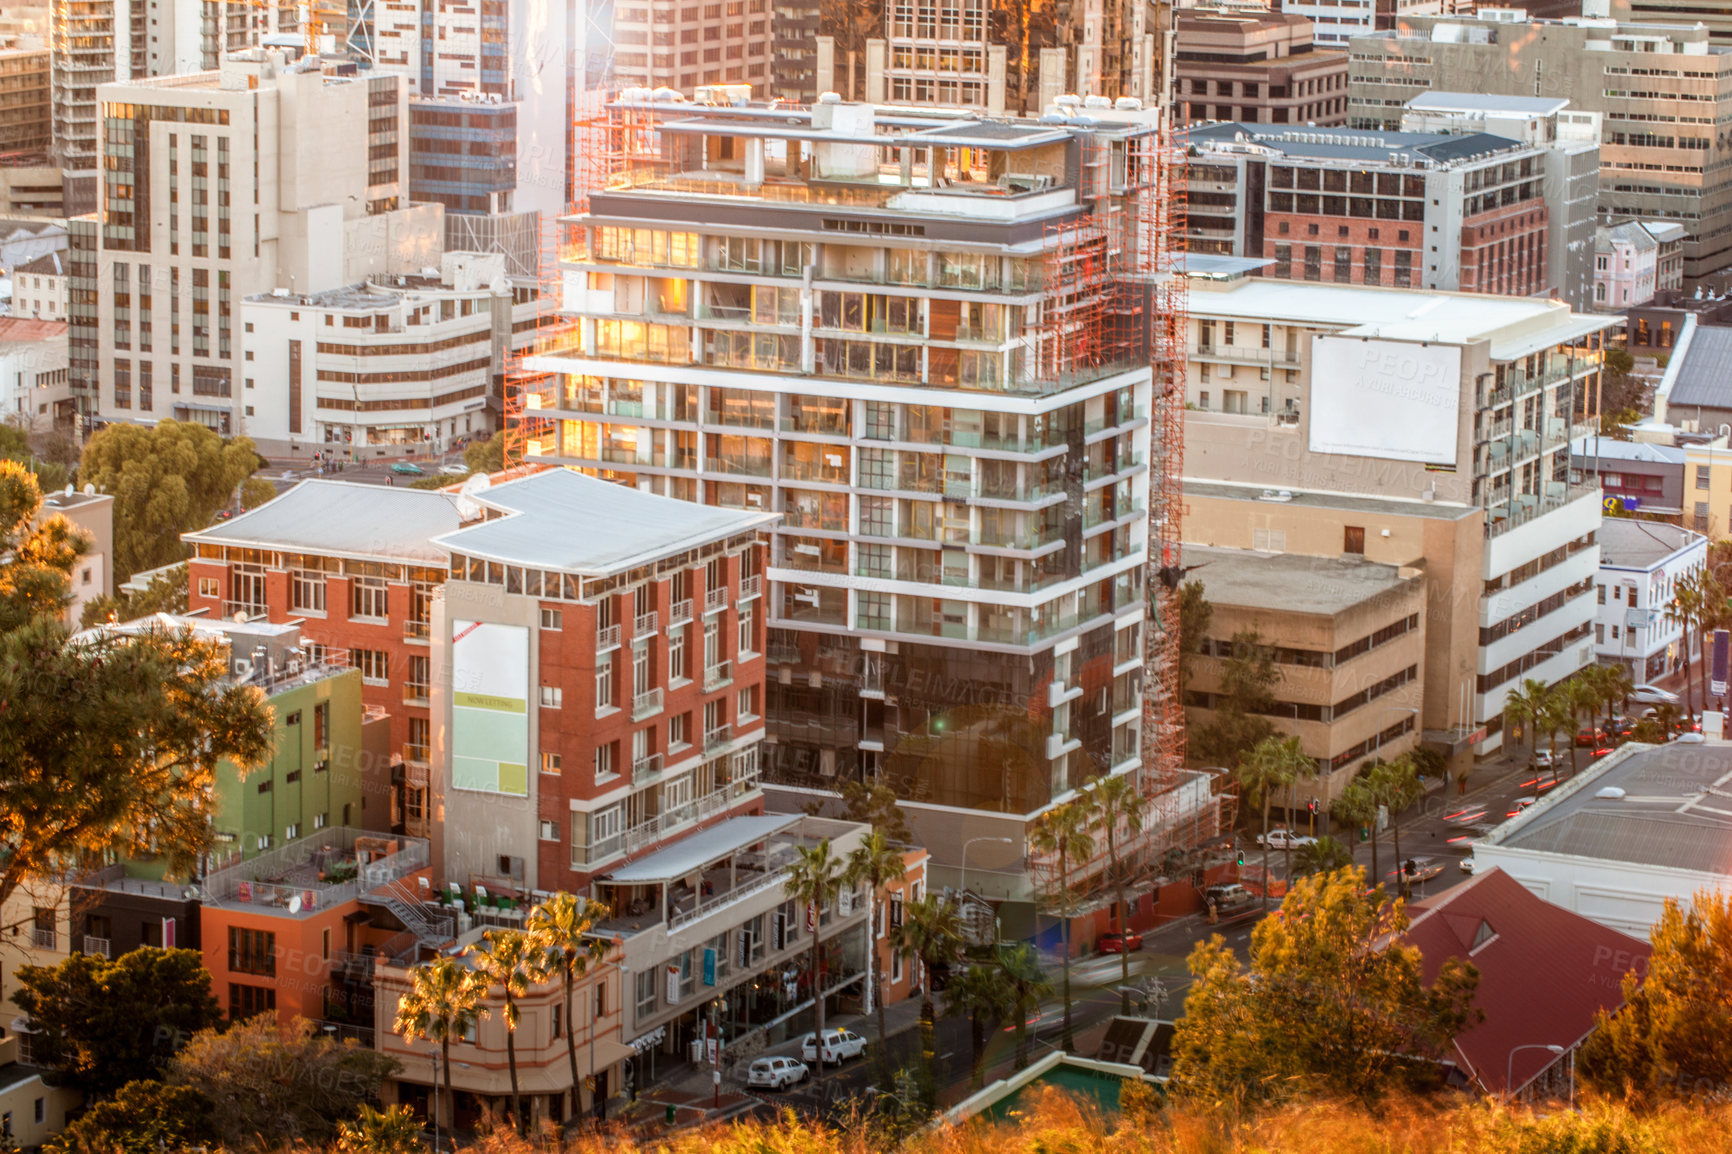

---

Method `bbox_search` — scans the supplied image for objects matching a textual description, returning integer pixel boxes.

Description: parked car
[390,461,424,476]
[1206,883,1256,912]
[799,1028,867,1064]
[1099,930,1143,953]
[1255,828,1317,849]
[1631,684,1681,706]
[1531,749,1556,771]
[1575,726,1609,749]
[440,463,470,476]
[747,1056,809,1089]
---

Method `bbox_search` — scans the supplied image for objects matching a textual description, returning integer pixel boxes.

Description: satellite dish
[82,483,95,495]
[63,483,73,496]
[233,612,248,623]
[288,894,303,914]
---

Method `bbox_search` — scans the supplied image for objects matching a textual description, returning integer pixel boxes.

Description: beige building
[0,164,62,216]
[0,40,49,154]
[1175,9,1348,127]
[11,250,61,319]
[0,1035,83,1147]
[33,486,111,624]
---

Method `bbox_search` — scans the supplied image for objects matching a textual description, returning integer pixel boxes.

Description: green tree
[837,778,913,844]
[784,838,848,1077]
[1293,835,1355,877]
[1538,689,1573,786]
[393,956,489,1135]
[1170,867,1482,1104]
[998,943,1054,1071]
[1177,578,1212,690]
[467,928,539,1130]
[1598,662,1636,730]
[1191,628,1281,767]
[167,1016,399,1149]
[1236,736,1303,911]
[845,829,908,1089]
[464,428,506,474]
[942,963,1014,1090]
[1331,778,1381,884]
[45,1080,217,1154]
[78,562,188,628]
[0,421,71,492]
[10,948,222,1095]
[1370,756,1425,897]
[893,892,966,1110]
[1666,568,1723,722]
[1503,678,1551,768]
[524,893,612,1121]
[333,1105,424,1154]
[77,419,272,582]
[0,458,88,633]
[1082,772,1147,1012]
[1578,889,1732,1109]
[1028,798,1093,1051]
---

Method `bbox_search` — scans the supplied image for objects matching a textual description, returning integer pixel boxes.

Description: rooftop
[182,479,462,566]
[1569,436,1686,466]
[0,315,66,342]
[1180,543,1420,617]
[1191,122,1529,166]
[435,468,778,578]
[1596,519,1703,570]
[39,486,110,512]
[1660,324,1732,411]
[1485,742,1732,878]
[1183,478,1481,522]
[1186,275,1617,359]
[1597,221,1660,255]
[13,251,61,276]
[602,815,801,884]
[1403,92,1571,117]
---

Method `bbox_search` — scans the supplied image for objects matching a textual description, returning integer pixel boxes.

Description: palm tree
[942,962,1014,1090]
[1600,662,1635,729]
[1331,778,1381,885]
[1234,736,1301,912]
[1292,834,1354,877]
[524,893,612,1122]
[1081,772,1146,1012]
[844,829,907,1089]
[1263,736,1316,884]
[393,956,489,1139]
[1503,677,1550,767]
[892,892,965,1109]
[1370,756,1424,897]
[467,928,538,1130]
[998,943,1054,1071]
[1537,687,1570,789]
[1027,798,1093,1051]
[783,837,847,1078]
[335,1105,423,1154]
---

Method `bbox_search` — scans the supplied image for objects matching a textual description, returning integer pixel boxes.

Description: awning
[174,402,230,414]
[629,1026,665,1054]
[589,1038,637,1070]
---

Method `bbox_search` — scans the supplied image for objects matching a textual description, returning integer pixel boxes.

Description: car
[1206,883,1256,913]
[1387,856,1445,886]
[1442,805,1488,826]
[1531,749,1557,770]
[389,462,424,476]
[746,1056,809,1089]
[1575,726,1609,748]
[799,1028,867,1064]
[1631,684,1681,706]
[1255,828,1317,849]
[440,463,471,476]
[1099,930,1144,953]
[1444,821,1501,851]
[1459,857,1476,875]
[1507,796,1538,819]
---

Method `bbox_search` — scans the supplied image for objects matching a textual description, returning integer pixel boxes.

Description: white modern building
[238,251,538,457]
[1594,519,1705,682]
[1279,0,1473,47]
[0,316,69,433]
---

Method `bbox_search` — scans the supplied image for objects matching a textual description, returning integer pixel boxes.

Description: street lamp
[1506,1042,1566,1105]
[959,836,1013,900]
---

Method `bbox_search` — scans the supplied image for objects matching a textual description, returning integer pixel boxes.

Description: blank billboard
[451,620,530,797]
[1307,337,1463,465]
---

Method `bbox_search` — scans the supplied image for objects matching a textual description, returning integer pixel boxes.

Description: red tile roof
[0,316,66,342]
[1398,867,1650,1095]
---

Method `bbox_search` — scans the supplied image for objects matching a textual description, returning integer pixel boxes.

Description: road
[251,450,472,496]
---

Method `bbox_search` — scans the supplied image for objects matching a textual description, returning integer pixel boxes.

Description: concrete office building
[1183,266,1614,758]
[1175,9,1349,127]
[1571,435,1687,522]
[1348,12,1732,283]
[858,0,1008,113]
[69,47,443,437]
[0,39,49,154]
[1278,0,1478,48]
[50,0,148,208]
[1593,519,1705,680]
[611,0,775,95]
[526,95,1170,900]
[0,315,69,435]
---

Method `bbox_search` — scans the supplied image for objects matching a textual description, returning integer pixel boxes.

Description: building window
[198,577,219,598]
[635,967,657,1019]
[542,752,562,774]
[670,712,690,749]
[668,626,688,682]
[228,927,276,976]
[737,604,755,655]
[354,648,389,685]
[228,983,276,1021]
[351,577,388,619]
[1697,465,1711,490]
[290,571,325,613]
[540,819,559,841]
[540,685,563,709]
[597,653,615,708]
[595,742,617,780]
[540,607,562,630]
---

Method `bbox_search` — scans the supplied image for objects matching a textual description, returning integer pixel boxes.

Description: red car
[1099,930,1143,953]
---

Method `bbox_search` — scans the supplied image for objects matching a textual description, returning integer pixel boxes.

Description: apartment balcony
[739,575,761,601]
[704,586,729,614]
[597,623,622,652]
[704,662,733,692]
[669,598,694,627]
[632,687,664,720]
[403,683,430,706]
[30,927,56,950]
[634,610,660,636]
[223,599,268,620]
[403,743,430,765]
[632,752,663,784]
[705,723,733,752]
[403,620,431,643]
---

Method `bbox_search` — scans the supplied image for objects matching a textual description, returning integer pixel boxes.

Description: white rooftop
[602,815,800,883]
[1570,436,1686,465]
[182,479,462,565]
[1188,277,1617,360]
[436,467,779,577]
[1404,92,1570,116]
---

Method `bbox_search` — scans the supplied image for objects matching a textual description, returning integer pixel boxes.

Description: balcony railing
[632,752,663,784]
[403,743,430,764]
[669,598,694,626]
[632,687,664,720]
[739,575,761,601]
[596,623,622,651]
[403,620,431,642]
[31,928,56,950]
[223,599,268,621]
[667,868,788,932]
[704,661,732,691]
[82,935,110,958]
[704,723,733,752]
[635,610,660,636]
[704,586,729,614]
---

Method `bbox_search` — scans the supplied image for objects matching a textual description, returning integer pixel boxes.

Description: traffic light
[1404,859,1417,877]
[1235,848,1245,867]
[1307,798,1319,816]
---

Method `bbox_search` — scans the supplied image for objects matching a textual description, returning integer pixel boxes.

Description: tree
[893,892,966,1110]
[168,1016,399,1149]
[334,1105,424,1154]
[1259,736,1315,885]
[943,963,1014,1091]
[1332,778,1381,884]
[1177,579,1212,690]
[0,458,88,633]
[77,420,272,582]
[464,428,506,475]
[837,778,913,845]
[1599,662,1636,730]
[845,829,908,1089]
[1028,798,1093,1051]
[467,928,539,1130]
[1236,736,1302,911]
[0,613,274,912]
[1369,756,1424,897]
[0,421,71,492]
[1579,889,1732,1109]
[1082,772,1147,1012]
[1190,628,1281,767]
[45,1080,217,1154]
[1598,348,1645,438]
[78,562,188,628]
[784,838,848,1078]
[1538,688,1572,786]
[1503,678,1551,769]
[393,956,489,1135]
[10,947,222,1095]
[524,893,612,1121]
[1666,568,1723,722]
[1170,867,1482,1104]
[998,943,1054,1071]
[1293,835,1355,877]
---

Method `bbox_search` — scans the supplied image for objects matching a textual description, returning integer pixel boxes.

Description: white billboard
[451,621,530,797]
[1307,337,1463,465]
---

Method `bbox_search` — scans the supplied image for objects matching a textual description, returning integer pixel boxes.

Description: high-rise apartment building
[1348,12,1732,282]
[522,96,1168,902]
[1174,9,1348,127]
[608,0,774,95]
[69,47,442,436]
[0,39,51,153]
[51,0,149,209]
